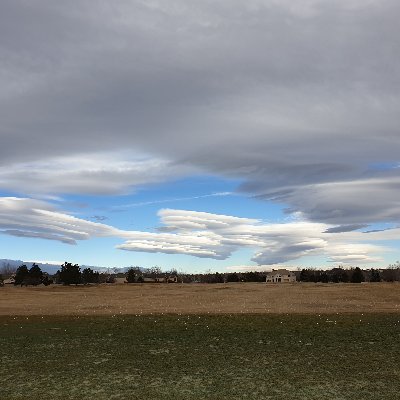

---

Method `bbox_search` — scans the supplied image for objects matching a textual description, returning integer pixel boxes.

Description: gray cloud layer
[1,1,400,229]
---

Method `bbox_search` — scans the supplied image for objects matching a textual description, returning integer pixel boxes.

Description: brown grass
[1,282,399,315]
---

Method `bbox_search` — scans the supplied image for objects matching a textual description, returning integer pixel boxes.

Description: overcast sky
[1,1,399,271]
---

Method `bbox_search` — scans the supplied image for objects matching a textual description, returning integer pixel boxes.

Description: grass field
[1,313,400,399]
[1,284,399,399]
[1,282,400,315]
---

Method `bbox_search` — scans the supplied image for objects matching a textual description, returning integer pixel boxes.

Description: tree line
[298,265,399,283]
[1,261,400,286]
[0,262,101,286]
[124,265,400,283]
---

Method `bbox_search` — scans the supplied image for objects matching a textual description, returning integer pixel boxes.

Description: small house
[3,276,15,285]
[266,269,296,283]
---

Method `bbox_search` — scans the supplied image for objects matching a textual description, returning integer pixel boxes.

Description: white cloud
[1,198,392,265]
[113,192,233,209]
[0,152,194,196]
[117,209,390,265]
[0,197,120,244]
[158,209,259,231]
[116,231,230,259]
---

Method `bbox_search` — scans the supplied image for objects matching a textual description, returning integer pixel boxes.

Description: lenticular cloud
[0,197,119,245]
[117,209,387,265]
[0,198,392,265]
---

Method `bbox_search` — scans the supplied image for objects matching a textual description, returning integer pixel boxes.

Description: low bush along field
[1,314,399,400]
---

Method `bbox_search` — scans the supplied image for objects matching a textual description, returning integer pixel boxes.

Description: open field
[2,284,399,399]
[1,314,400,399]
[0,282,399,315]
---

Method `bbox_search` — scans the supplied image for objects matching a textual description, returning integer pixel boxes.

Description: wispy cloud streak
[112,192,234,209]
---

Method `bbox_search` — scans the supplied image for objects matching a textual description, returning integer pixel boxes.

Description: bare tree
[0,262,16,278]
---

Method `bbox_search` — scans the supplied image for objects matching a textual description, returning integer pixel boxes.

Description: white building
[3,276,15,285]
[266,269,296,283]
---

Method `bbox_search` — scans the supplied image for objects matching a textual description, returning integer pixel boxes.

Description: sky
[1,0,400,272]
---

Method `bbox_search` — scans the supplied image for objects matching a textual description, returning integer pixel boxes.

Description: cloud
[113,192,233,209]
[117,208,389,265]
[116,231,230,259]
[324,224,368,233]
[0,152,193,196]
[158,209,259,231]
[0,198,392,265]
[91,215,108,222]
[325,243,386,264]
[0,197,120,244]
[1,1,400,228]
[256,175,400,224]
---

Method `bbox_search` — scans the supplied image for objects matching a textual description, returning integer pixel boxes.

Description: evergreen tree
[341,269,350,283]
[29,263,43,286]
[126,268,137,283]
[82,268,99,284]
[57,262,81,285]
[320,272,329,283]
[226,272,240,282]
[351,267,364,283]
[42,274,52,286]
[14,265,29,285]
[243,271,263,282]
[370,269,381,282]
[214,271,224,283]
[330,267,349,283]
[299,269,315,282]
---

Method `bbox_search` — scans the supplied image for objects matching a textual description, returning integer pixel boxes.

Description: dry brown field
[1,282,399,315]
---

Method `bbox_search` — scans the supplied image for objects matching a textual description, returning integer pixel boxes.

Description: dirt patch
[0,282,399,315]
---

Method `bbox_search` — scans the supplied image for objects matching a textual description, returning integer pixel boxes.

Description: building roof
[266,269,292,276]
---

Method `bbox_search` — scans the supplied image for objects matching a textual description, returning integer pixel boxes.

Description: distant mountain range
[0,259,129,275]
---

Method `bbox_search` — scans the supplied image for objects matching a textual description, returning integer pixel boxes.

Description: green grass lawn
[1,314,399,399]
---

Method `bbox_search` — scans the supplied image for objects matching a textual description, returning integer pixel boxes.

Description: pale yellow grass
[0,282,399,316]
